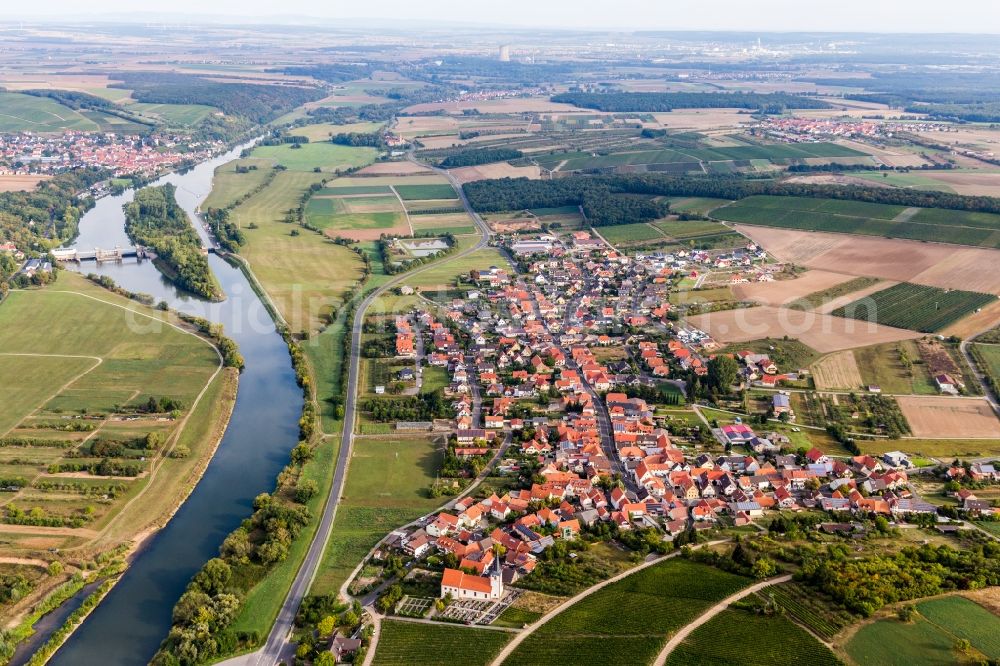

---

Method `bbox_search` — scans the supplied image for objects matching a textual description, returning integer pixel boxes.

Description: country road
[223,155,492,666]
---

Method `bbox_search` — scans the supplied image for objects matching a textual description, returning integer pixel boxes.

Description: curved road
[226,158,491,666]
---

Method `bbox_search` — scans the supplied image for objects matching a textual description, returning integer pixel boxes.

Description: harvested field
[941,300,1000,339]
[811,351,864,390]
[734,225,1000,295]
[896,396,1000,439]
[687,305,920,353]
[731,270,855,307]
[914,171,1000,196]
[451,163,541,184]
[355,161,432,176]
[0,174,50,192]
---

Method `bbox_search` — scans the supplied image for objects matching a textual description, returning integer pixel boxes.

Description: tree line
[464,173,1000,222]
[439,147,524,168]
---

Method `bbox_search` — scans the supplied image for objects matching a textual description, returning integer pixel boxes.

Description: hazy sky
[13,0,1000,32]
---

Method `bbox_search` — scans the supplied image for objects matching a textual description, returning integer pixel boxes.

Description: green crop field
[0,273,229,550]
[972,343,1000,390]
[845,598,1000,666]
[307,209,405,232]
[317,185,393,196]
[598,222,666,245]
[201,158,275,210]
[406,239,506,289]
[289,121,382,142]
[0,92,99,132]
[502,559,750,666]
[917,596,1000,659]
[129,102,217,126]
[714,195,1000,249]
[394,184,459,200]
[372,620,511,666]
[654,219,729,239]
[538,143,866,172]
[251,142,377,172]
[831,282,996,333]
[667,197,732,215]
[410,213,477,235]
[231,169,366,332]
[666,608,840,666]
[310,436,445,596]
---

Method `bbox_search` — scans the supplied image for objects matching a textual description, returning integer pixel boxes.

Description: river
[44,143,304,665]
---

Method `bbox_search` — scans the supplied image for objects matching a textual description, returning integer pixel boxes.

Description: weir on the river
[39,139,303,666]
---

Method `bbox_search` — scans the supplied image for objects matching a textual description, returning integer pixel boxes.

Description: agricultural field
[653,218,731,239]
[846,596,1000,665]
[0,174,50,193]
[406,242,506,290]
[666,197,731,216]
[0,273,233,559]
[896,396,1000,439]
[372,620,511,666]
[394,184,459,200]
[229,169,366,332]
[128,102,217,126]
[972,343,1000,392]
[251,142,376,172]
[537,142,866,172]
[717,195,1000,250]
[597,222,665,245]
[665,608,840,666]
[310,436,445,596]
[731,270,860,308]
[502,559,750,666]
[201,158,275,210]
[811,350,864,390]
[736,225,1000,295]
[831,282,996,333]
[688,305,920,354]
[410,212,478,236]
[0,92,99,132]
[288,121,383,142]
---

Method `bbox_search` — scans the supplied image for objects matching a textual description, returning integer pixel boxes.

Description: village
[0,130,224,178]
[341,223,999,643]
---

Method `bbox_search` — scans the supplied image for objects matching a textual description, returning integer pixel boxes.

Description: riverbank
[0,275,241,661]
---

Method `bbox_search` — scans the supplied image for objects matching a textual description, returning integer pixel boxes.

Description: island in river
[124,183,224,301]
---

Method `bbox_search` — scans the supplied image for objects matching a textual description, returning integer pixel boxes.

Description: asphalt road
[226,157,492,666]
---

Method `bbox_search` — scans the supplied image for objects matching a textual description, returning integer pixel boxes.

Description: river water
[45,143,303,665]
